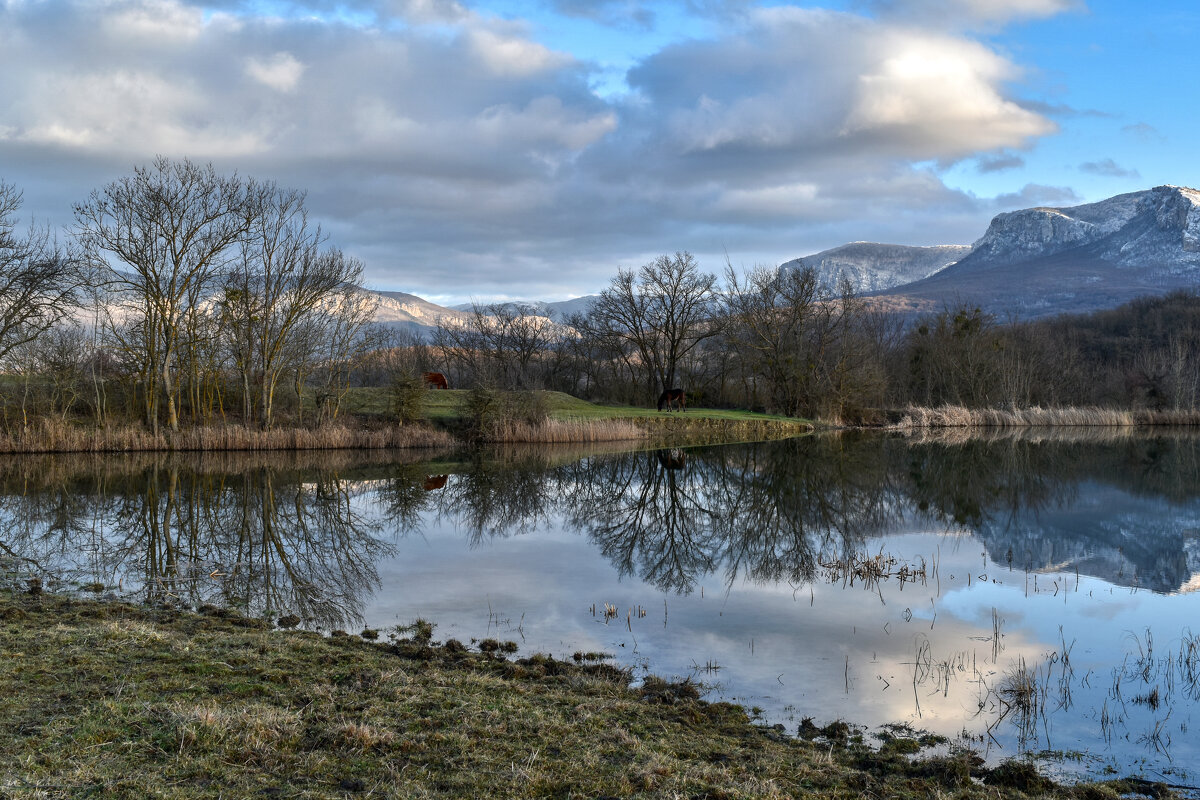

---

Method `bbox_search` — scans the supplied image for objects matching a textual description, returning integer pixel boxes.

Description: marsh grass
[477,418,647,443]
[0,419,453,453]
[0,594,1137,800]
[892,405,1200,429]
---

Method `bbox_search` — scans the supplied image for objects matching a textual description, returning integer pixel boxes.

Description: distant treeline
[3,160,1200,431]
[423,254,1200,421]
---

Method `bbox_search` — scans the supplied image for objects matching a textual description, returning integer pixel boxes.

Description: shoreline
[0,413,814,454]
[4,400,1200,455]
[0,592,1175,799]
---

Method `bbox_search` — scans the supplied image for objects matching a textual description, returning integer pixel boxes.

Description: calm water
[3,431,1199,783]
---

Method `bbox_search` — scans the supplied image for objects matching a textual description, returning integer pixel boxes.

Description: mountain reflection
[2,431,1199,627]
[386,432,1200,595]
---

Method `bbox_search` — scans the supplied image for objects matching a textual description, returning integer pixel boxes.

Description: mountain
[369,290,471,337]
[449,295,599,319]
[877,185,1200,317]
[780,243,971,293]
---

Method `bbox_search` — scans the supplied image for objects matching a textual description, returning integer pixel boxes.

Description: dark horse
[657,388,685,412]
[656,448,685,470]
[423,371,450,390]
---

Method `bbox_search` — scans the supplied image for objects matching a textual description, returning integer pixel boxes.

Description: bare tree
[296,259,378,423]
[583,251,721,400]
[73,158,248,432]
[723,264,821,416]
[433,303,556,389]
[0,181,83,365]
[222,184,365,428]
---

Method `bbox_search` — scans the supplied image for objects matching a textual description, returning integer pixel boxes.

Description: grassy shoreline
[0,593,1172,799]
[0,390,814,453]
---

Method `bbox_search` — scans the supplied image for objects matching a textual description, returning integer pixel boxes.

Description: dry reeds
[635,416,813,443]
[890,405,1200,430]
[0,419,454,453]
[476,419,647,443]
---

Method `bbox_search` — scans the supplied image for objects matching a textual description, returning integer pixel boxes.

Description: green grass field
[343,387,812,426]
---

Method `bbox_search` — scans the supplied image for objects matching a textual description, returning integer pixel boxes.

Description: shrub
[390,373,426,424]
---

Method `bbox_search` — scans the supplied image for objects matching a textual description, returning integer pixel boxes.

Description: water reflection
[5,433,1200,622]
[3,433,1200,778]
[379,433,1200,595]
[0,452,420,628]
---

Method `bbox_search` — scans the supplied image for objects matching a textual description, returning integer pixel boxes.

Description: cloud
[0,0,1063,300]
[245,53,305,93]
[993,183,1081,208]
[1121,122,1164,142]
[549,0,657,29]
[1079,158,1139,178]
[859,0,1084,27]
[616,8,1054,171]
[977,152,1026,173]
[387,0,471,24]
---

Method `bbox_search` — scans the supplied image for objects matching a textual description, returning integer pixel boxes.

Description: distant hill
[367,290,471,338]
[448,295,599,320]
[780,243,970,293]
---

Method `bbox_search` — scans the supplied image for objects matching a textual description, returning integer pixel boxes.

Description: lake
[2,430,1198,784]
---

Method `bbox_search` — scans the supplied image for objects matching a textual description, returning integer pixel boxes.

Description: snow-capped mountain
[878,185,1200,316]
[780,243,971,293]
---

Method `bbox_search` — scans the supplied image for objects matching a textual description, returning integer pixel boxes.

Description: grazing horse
[657,388,685,412]
[423,371,450,390]
[422,474,448,491]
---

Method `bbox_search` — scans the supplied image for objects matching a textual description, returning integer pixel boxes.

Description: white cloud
[102,0,208,43]
[245,52,305,93]
[465,28,571,77]
[0,0,1066,300]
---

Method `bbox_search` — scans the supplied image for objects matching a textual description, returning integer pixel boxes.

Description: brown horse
[423,371,450,390]
[657,388,685,412]
[422,474,448,491]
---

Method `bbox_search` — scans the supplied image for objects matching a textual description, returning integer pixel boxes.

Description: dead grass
[890,405,1200,429]
[0,419,454,453]
[0,593,1137,800]
[476,418,648,443]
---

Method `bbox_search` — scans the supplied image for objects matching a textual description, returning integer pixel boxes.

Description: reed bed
[0,419,454,453]
[478,418,648,443]
[891,405,1200,429]
[635,415,813,443]
[896,425,1149,446]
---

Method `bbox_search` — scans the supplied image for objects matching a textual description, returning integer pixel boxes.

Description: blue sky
[0,0,1196,303]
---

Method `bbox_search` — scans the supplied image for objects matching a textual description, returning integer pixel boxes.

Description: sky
[1,0,1197,305]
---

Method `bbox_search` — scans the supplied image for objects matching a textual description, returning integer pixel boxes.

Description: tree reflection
[3,431,1200,616]
[0,453,391,629]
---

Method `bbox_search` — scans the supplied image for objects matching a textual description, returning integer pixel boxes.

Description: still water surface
[3,431,1199,782]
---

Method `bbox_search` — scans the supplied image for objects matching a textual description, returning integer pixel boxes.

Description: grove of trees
[0,159,379,433]
[4,159,1200,435]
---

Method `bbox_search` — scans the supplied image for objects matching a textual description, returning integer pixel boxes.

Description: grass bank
[369,388,813,444]
[0,593,1166,800]
[889,404,1200,429]
[0,392,810,452]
